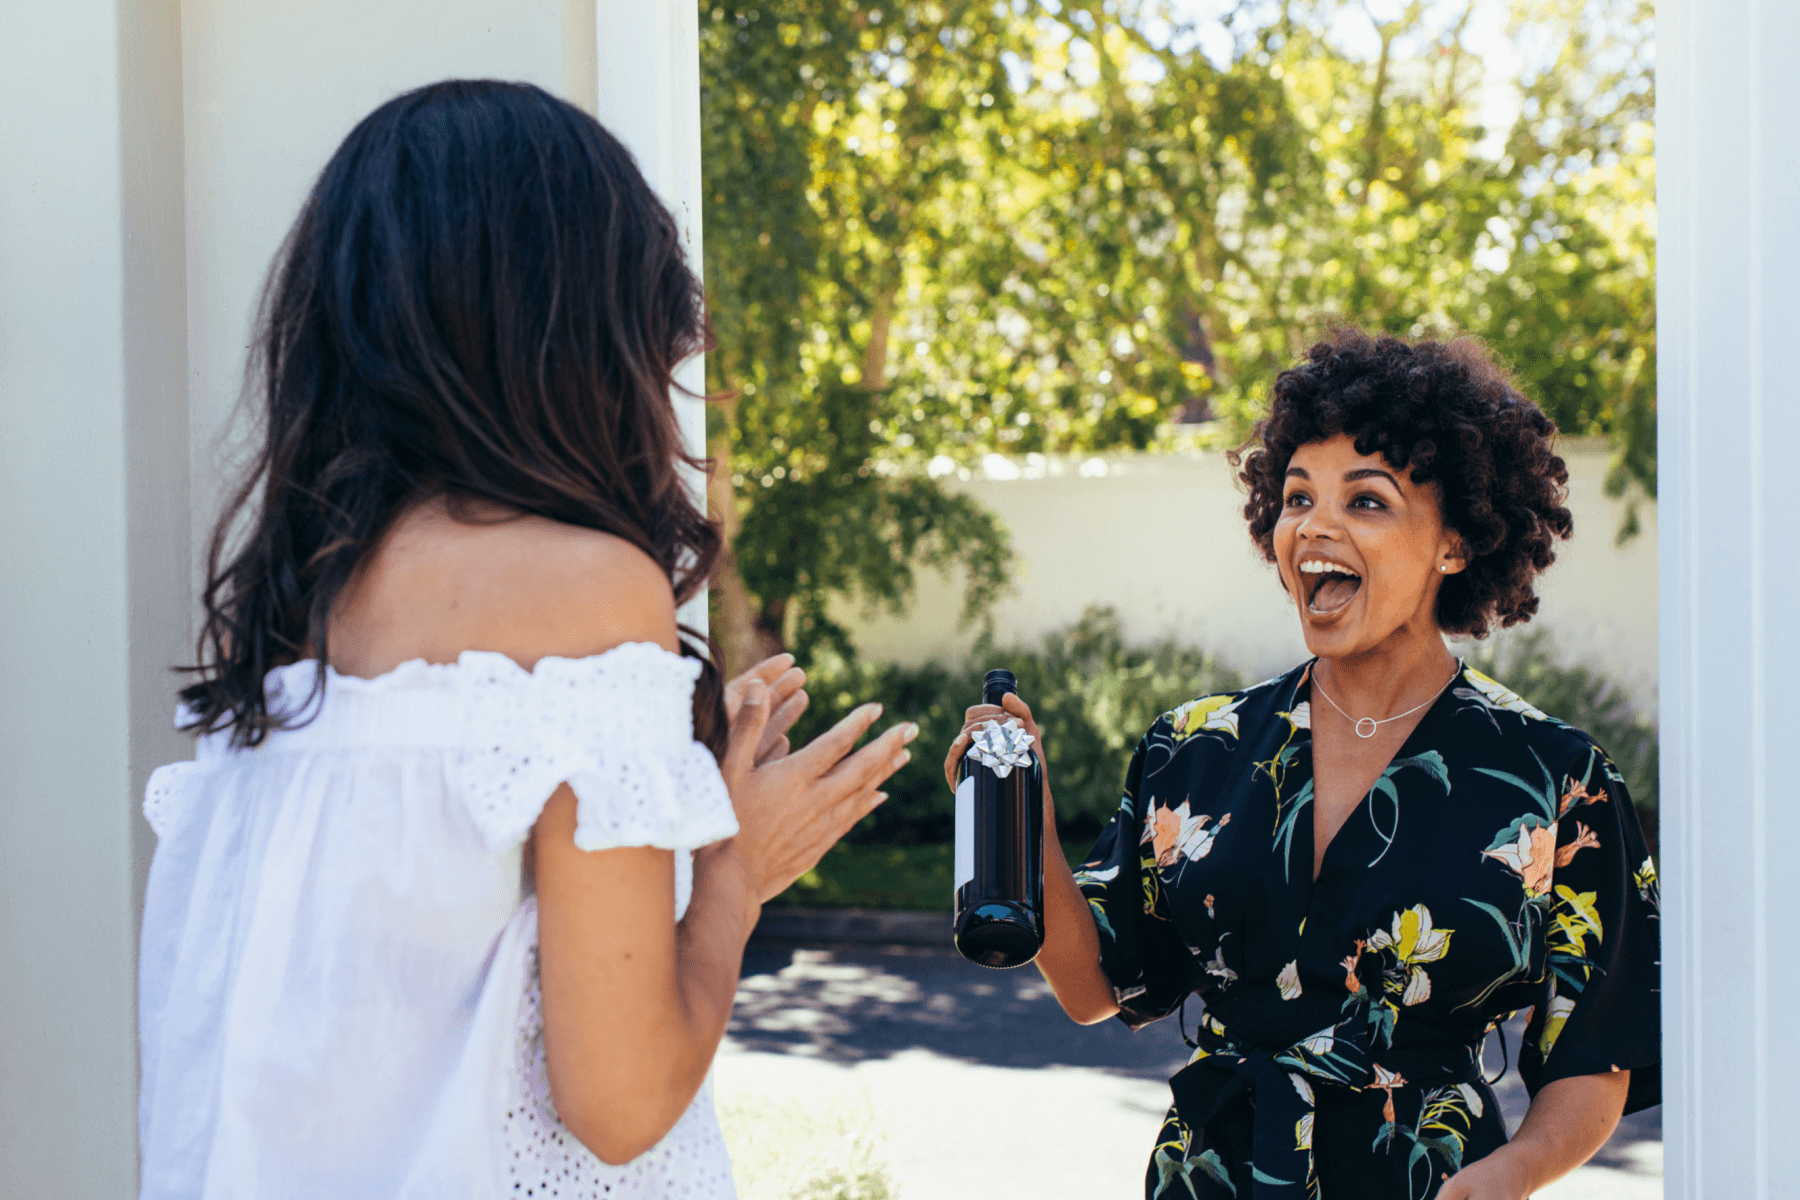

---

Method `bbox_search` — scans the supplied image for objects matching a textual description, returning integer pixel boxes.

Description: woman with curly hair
[946,329,1659,1200]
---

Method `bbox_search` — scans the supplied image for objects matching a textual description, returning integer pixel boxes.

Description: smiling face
[1273,434,1465,661]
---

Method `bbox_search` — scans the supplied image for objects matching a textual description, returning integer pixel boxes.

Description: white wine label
[954,775,975,889]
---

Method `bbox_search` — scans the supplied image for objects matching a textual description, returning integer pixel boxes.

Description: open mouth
[1300,559,1362,616]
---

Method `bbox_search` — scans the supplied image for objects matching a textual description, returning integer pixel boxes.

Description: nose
[1296,503,1342,540]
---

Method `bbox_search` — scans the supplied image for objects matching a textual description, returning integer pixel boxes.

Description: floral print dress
[1075,661,1660,1200]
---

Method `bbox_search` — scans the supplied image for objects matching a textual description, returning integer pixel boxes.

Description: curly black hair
[1233,328,1573,637]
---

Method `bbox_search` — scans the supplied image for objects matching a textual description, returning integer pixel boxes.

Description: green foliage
[792,610,1657,858]
[701,0,1658,656]
[792,606,1241,843]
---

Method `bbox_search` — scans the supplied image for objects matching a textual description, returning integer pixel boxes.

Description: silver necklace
[1312,661,1462,739]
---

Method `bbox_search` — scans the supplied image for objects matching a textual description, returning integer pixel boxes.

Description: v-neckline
[1295,660,1463,887]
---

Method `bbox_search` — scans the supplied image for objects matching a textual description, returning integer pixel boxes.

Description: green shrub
[792,606,1241,843]
[794,609,1658,851]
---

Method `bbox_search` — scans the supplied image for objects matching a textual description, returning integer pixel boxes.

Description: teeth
[1299,560,1360,577]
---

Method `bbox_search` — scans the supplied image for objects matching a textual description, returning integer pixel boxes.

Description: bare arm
[944,692,1118,1025]
[1438,1070,1630,1199]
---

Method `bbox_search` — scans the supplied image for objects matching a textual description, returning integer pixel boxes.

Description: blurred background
[696,0,1657,889]
[699,1,1661,1196]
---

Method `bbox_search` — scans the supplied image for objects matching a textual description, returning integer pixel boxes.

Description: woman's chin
[1295,601,1366,659]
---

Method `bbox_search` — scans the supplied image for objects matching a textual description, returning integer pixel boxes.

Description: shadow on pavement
[732,942,1661,1171]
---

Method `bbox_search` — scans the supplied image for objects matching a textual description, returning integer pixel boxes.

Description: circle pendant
[1354,717,1379,739]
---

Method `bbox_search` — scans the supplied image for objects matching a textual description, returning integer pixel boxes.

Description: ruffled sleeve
[143,761,203,839]
[453,644,737,854]
[1519,739,1661,1114]
[1075,728,1203,1029]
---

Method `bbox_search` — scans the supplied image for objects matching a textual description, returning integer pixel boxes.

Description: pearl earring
[1440,565,1448,572]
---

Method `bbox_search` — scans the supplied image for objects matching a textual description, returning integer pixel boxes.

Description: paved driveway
[718,943,1660,1199]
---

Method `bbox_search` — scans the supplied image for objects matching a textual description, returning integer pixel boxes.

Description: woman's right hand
[943,692,1046,794]
[722,680,918,904]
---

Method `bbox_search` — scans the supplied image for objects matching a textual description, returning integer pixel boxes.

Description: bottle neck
[983,684,1016,707]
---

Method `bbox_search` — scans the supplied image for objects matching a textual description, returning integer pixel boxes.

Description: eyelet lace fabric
[449,647,738,854]
[136,644,741,1199]
[504,934,738,1199]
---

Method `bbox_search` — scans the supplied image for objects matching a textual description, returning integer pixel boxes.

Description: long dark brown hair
[181,80,725,754]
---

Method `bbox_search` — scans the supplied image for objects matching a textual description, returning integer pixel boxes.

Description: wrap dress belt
[1167,1013,1484,1199]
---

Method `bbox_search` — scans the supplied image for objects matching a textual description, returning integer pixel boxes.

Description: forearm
[545,839,759,1164]
[1447,1071,1628,1197]
[1035,786,1120,1025]
[671,840,762,1065]
[1506,1072,1629,1191]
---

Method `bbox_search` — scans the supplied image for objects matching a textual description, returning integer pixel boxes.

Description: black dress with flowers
[1075,661,1660,1200]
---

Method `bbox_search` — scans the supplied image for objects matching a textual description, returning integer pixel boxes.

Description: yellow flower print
[1537,994,1577,1054]
[1169,694,1245,743]
[1551,885,1603,953]
[1367,904,1454,1007]
[1278,959,1303,1000]
[1483,820,1559,897]
[1460,668,1553,722]
[1634,856,1660,904]
[1282,701,1311,732]
[1143,799,1232,867]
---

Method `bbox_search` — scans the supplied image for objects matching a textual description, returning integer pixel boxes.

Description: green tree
[699,0,1657,667]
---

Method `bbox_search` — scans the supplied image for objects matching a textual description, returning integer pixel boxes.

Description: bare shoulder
[329,500,678,678]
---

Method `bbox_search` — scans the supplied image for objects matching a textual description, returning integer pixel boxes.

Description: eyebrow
[1283,465,1402,488]
[1344,467,1402,488]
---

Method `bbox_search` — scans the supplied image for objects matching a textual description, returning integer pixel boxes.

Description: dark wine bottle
[953,669,1045,969]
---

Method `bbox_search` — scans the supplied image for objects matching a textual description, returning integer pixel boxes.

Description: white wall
[840,442,1658,713]
[180,0,597,551]
[0,3,188,1195]
[1658,0,1800,1194]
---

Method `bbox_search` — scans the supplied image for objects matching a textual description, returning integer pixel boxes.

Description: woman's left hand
[725,653,809,766]
[1435,1147,1532,1200]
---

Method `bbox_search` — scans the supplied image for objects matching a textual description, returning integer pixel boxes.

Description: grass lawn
[771,842,1091,911]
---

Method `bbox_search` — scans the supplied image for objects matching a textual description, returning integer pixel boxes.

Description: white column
[595,0,710,633]
[1657,0,1800,1194]
[0,2,189,1195]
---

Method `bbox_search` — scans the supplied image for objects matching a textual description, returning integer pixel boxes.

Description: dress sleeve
[454,644,739,854]
[1519,741,1661,1114]
[1074,729,1201,1030]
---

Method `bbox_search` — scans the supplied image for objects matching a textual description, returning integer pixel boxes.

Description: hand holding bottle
[943,691,1045,795]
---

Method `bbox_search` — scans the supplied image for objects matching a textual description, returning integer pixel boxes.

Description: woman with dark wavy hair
[947,330,1660,1200]
[137,80,916,1199]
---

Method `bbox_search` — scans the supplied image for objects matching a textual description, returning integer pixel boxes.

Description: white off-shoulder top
[136,645,741,1200]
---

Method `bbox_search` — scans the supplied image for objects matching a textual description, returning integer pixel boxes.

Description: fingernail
[901,723,920,743]
[873,791,889,805]
[744,682,766,703]
[867,703,884,719]
[893,750,911,769]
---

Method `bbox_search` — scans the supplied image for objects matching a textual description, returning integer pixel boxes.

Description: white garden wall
[838,440,1658,714]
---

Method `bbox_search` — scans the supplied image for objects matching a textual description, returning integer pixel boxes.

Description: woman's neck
[1314,629,1459,720]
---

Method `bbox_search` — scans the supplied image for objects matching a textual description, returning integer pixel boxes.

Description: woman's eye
[1351,493,1388,510]
[1284,492,1311,508]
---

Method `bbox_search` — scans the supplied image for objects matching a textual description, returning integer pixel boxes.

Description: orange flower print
[1484,821,1559,896]
[1372,1064,1408,1141]
[1558,777,1608,816]
[1555,822,1601,868]
[1144,800,1231,867]
[1342,939,1367,993]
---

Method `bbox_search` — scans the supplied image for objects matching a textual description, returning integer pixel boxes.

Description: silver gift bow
[969,718,1036,778]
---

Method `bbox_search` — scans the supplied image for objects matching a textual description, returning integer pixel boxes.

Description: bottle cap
[983,668,1017,703]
